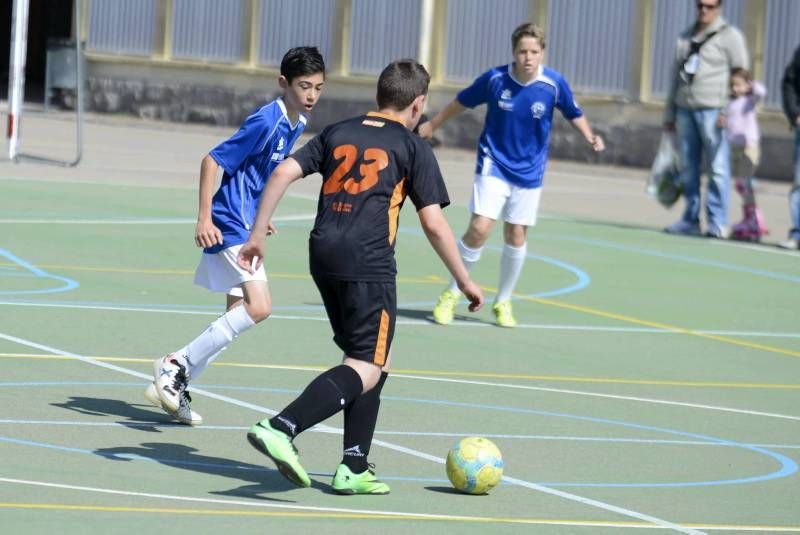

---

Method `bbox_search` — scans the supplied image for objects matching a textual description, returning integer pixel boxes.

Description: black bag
[681,27,724,83]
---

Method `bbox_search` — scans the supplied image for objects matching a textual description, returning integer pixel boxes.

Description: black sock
[342,372,388,473]
[270,365,363,438]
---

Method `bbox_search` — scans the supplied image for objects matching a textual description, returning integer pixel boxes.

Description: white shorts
[469,173,543,227]
[194,244,267,297]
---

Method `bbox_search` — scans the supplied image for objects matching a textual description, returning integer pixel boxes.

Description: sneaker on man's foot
[144,382,202,426]
[154,354,188,413]
[778,238,800,250]
[704,225,728,239]
[331,463,390,495]
[432,289,460,325]
[247,419,310,487]
[664,220,701,236]
[492,300,517,328]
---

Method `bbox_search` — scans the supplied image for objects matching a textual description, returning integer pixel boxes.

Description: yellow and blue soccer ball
[445,437,504,494]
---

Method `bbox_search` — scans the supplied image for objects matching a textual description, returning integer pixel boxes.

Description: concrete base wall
[82,72,797,182]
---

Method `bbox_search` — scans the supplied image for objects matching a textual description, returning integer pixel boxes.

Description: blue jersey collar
[507,63,544,87]
[276,96,308,129]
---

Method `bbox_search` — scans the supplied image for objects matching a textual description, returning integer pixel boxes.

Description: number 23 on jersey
[322,144,389,196]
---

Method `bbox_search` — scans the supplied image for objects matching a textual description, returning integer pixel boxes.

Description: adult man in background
[779,44,800,250]
[663,0,748,238]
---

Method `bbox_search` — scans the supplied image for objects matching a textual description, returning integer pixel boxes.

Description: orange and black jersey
[291,112,450,282]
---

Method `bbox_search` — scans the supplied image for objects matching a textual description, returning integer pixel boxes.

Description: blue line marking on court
[2,381,795,489]
[549,235,800,284]
[0,248,80,295]
[395,228,591,306]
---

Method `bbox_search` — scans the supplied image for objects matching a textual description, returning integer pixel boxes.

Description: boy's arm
[196,154,224,248]
[417,204,483,312]
[417,100,467,140]
[237,158,304,273]
[570,116,605,152]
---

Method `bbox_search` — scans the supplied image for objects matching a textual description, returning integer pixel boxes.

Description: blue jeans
[790,128,800,240]
[676,107,730,230]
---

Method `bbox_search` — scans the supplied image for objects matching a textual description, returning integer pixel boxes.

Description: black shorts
[312,275,396,366]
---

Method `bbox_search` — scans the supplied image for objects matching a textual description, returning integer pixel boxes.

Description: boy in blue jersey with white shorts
[419,23,604,327]
[148,47,326,425]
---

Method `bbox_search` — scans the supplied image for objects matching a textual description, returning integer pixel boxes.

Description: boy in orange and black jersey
[238,59,483,494]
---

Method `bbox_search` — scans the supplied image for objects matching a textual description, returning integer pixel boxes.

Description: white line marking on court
[2,420,799,451]
[0,214,317,225]
[9,478,788,531]
[2,300,799,339]
[392,374,800,422]
[0,331,703,534]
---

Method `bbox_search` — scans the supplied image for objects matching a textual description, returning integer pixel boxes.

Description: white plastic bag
[646,133,682,208]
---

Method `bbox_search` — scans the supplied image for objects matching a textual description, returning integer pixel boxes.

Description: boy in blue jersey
[148,47,326,425]
[419,23,604,327]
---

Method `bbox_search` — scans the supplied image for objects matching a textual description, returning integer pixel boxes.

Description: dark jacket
[783,45,800,127]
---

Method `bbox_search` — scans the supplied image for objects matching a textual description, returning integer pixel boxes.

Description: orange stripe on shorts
[373,309,389,366]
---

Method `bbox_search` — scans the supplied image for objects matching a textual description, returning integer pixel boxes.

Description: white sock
[187,348,225,381]
[178,305,256,379]
[496,242,527,303]
[447,240,484,292]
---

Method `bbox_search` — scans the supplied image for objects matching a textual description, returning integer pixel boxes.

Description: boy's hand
[417,121,434,140]
[590,135,605,152]
[195,218,223,248]
[237,240,265,274]
[716,114,727,129]
[458,279,484,312]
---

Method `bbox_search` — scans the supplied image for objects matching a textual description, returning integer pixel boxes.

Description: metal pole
[73,0,84,166]
[7,0,30,161]
[16,0,83,167]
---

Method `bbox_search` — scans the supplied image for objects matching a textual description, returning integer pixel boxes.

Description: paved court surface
[1,108,795,244]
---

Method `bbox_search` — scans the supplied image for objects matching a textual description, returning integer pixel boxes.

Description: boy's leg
[156,246,269,412]
[492,185,540,327]
[331,367,390,495]
[248,278,392,488]
[181,281,269,377]
[435,171,506,325]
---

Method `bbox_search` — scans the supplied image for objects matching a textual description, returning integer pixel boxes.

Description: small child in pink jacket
[722,68,767,241]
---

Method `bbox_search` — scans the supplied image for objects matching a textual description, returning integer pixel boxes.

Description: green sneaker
[331,463,390,495]
[247,419,310,487]
[432,289,460,325]
[492,300,517,328]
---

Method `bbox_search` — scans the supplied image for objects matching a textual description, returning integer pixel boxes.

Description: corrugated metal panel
[87,0,157,56]
[443,0,529,82]
[547,0,635,97]
[349,0,421,75]
[258,0,335,67]
[172,0,246,63]
[650,0,747,99]
[763,0,800,110]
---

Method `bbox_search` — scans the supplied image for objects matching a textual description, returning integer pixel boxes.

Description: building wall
[84,0,798,111]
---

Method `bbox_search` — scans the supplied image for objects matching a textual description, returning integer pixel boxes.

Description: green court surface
[1,176,799,534]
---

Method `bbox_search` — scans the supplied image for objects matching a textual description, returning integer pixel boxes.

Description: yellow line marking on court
[0,261,438,284]
[4,259,797,357]
[469,283,800,359]
[0,504,797,532]
[2,353,798,390]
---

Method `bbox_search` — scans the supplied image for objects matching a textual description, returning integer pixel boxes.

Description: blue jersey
[206,97,306,253]
[457,64,583,188]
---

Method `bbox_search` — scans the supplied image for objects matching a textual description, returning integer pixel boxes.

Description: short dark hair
[376,59,430,110]
[512,22,546,51]
[280,47,325,83]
